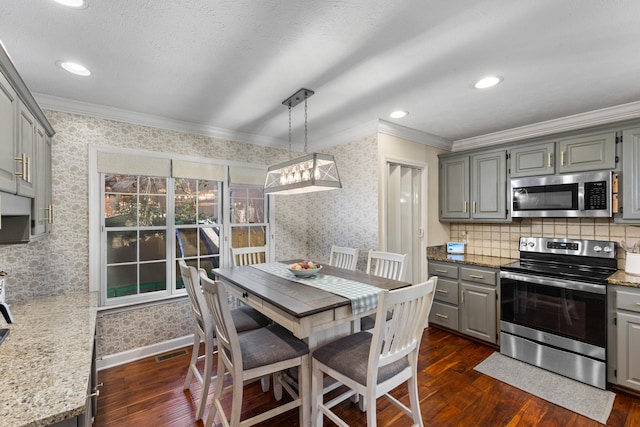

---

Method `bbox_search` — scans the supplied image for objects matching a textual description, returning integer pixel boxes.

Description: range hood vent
[0,193,31,244]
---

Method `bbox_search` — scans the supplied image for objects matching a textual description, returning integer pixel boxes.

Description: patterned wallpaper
[0,110,380,358]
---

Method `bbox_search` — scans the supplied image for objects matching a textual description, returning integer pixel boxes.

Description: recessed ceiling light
[52,0,88,8]
[390,110,409,119]
[474,76,503,89]
[56,61,91,76]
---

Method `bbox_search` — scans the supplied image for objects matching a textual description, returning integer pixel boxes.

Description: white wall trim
[453,100,640,151]
[378,120,453,151]
[97,335,193,371]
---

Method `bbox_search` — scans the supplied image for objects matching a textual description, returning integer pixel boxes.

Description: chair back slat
[370,277,437,370]
[178,260,213,334]
[231,245,268,267]
[328,245,360,270]
[366,250,408,281]
[200,271,243,373]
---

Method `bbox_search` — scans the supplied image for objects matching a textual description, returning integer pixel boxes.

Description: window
[230,185,267,249]
[174,178,222,289]
[91,147,269,307]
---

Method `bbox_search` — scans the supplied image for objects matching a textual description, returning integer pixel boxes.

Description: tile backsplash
[449,218,640,269]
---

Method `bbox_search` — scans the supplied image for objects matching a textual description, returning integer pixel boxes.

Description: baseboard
[97,335,194,371]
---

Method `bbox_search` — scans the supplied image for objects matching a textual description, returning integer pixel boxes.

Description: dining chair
[361,249,408,330]
[178,260,270,421]
[311,276,437,427]
[366,249,408,281]
[328,245,360,271]
[199,270,310,427]
[231,245,268,266]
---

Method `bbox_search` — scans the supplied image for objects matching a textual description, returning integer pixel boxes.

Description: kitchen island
[0,292,98,427]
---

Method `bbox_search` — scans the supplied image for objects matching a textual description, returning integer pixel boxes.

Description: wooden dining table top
[212,260,409,319]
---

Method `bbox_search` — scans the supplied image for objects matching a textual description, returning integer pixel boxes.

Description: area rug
[474,352,615,424]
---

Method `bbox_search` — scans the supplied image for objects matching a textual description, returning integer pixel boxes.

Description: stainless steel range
[500,237,617,389]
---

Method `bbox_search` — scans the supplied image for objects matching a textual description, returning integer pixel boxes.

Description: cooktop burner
[501,236,618,285]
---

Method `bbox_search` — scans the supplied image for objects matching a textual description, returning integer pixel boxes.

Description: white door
[386,163,423,284]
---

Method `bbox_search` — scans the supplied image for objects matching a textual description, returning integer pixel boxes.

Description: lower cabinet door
[617,312,640,392]
[460,283,497,344]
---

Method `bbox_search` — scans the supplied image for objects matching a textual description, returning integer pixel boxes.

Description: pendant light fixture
[264,88,342,195]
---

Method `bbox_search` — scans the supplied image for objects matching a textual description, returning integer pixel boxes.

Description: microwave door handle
[578,184,585,211]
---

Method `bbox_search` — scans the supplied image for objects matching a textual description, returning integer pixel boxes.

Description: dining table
[212,260,409,348]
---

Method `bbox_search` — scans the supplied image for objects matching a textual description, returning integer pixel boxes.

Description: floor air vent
[155,349,188,363]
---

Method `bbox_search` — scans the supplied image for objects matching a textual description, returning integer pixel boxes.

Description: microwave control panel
[585,181,607,210]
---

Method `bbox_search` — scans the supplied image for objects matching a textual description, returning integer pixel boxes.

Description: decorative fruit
[291,261,320,270]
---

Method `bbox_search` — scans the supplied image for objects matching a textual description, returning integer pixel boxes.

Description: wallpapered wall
[0,110,380,358]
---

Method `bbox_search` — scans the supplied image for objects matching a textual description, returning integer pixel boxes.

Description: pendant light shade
[264,88,342,195]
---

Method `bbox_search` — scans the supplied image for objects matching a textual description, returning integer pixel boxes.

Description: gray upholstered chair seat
[235,324,309,370]
[232,305,269,332]
[312,331,408,385]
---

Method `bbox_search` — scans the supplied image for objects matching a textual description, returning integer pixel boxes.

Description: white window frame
[88,145,269,308]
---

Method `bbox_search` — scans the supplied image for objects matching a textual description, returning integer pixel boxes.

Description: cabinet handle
[636,302,640,306]
[87,389,100,399]
[560,151,565,166]
[435,269,448,273]
[469,274,485,279]
[436,289,449,294]
[26,156,31,183]
[464,201,468,213]
[42,205,54,224]
[14,153,27,181]
[435,313,449,319]
[473,201,477,213]
[548,153,552,168]
[49,204,54,224]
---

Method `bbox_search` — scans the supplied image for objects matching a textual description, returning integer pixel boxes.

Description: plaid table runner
[250,262,381,315]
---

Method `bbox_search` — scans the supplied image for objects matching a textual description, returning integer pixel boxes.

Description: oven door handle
[499,271,606,294]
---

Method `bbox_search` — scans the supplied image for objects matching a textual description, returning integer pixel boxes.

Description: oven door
[500,271,606,351]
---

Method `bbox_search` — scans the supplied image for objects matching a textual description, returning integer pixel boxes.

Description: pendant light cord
[288,104,292,160]
[304,92,308,154]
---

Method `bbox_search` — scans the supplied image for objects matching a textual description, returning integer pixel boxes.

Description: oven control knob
[593,245,602,252]
[528,241,535,248]
[603,246,612,253]
[521,241,528,248]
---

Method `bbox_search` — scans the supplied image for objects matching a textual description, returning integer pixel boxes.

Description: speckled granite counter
[426,245,516,269]
[0,292,98,427]
[607,270,640,288]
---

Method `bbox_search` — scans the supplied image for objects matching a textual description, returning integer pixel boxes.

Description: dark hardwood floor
[93,327,640,426]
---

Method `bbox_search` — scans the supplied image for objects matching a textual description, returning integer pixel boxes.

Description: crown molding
[453,100,640,151]
[377,119,453,151]
[34,93,288,148]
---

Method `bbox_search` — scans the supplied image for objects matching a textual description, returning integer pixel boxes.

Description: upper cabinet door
[440,155,470,220]
[557,131,616,174]
[16,100,36,198]
[0,71,18,194]
[471,150,507,220]
[622,127,640,220]
[510,141,555,177]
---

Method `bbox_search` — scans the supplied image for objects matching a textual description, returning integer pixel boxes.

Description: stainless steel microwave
[511,171,612,218]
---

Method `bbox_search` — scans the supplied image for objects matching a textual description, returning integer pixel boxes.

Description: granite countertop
[0,292,98,427]
[427,245,516,269]
[427,245,640,288]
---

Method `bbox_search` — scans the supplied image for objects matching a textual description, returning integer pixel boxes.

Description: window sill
[97,293,188,315]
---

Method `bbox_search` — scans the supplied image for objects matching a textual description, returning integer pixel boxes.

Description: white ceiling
[2,0,640,150]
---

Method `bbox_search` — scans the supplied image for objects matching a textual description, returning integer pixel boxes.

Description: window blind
[97,151,171,177]
[172,159,226,181]
[229,165,267,185]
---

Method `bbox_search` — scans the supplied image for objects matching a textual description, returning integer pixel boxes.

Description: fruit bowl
[288,261,322,277]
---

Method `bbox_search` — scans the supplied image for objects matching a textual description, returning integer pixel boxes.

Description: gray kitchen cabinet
[557,131,616,174]
[17,99,36,198]
[439,148,507,221]
[459,266,498,344]
[510,140,555,177]
[614,288,640,392]
[428,261,459,330]
[32,123,53,236]
[439,155,469,219]
[620,127,640,220]
[0,70,18,194]
[428,261,499,344]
